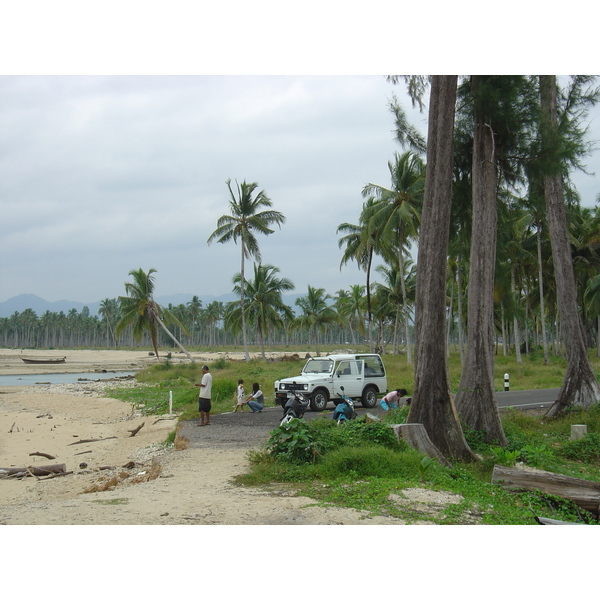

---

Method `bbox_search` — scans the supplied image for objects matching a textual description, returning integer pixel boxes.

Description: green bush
[267,419,324,464]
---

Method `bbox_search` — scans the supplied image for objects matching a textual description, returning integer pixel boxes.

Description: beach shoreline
[0,348,412,525]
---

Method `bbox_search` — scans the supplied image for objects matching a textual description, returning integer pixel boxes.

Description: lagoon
[0,371,136,386]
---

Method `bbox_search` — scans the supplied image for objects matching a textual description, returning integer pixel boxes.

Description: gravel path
[179,404,388,450]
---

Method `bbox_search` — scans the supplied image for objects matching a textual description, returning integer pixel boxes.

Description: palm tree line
[2,77,600,366]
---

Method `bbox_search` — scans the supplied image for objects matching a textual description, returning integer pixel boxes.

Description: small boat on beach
[20,355,67,364]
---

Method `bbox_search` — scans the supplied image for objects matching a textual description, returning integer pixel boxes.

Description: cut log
[492,465,600,516]
[391,423,453,468]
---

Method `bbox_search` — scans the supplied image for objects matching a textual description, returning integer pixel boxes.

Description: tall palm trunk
[536,225,550,364]
[454,78,507,446]
[540,75,600,415]
[398,249,412,364]
[240,248,250,361]
[408,75,476,461]
[511,265,523,363]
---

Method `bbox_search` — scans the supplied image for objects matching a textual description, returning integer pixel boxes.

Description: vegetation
[62,349,600,523]
[235,403,600,525]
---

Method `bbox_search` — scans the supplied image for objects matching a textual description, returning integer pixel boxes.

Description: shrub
[267,419,324,464]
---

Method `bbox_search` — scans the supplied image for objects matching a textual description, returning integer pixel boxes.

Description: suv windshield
[302,359,333,374]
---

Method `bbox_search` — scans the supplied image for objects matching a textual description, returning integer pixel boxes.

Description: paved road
[180,389,560,450]
[496,388,559,411]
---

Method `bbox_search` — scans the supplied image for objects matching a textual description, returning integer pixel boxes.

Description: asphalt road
[495,388,559,411]
[180,389,560,450]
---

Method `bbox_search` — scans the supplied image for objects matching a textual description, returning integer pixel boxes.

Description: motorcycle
[280,390,310,426]
[333,386,357,424]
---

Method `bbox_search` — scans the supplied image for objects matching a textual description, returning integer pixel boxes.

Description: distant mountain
[0,292,308,318]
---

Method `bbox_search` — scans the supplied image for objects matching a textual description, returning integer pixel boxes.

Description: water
[0,371,136,386]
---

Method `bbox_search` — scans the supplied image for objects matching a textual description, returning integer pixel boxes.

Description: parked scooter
[280,390,310,426]
[333,386,357,424]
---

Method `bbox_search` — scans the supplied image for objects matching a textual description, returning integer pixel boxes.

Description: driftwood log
[492,465,600,516]
[68,437,117,446]
[0,463,67,477]
[128,422,145,437]
[391,423,453,468]
[29,451,57,460]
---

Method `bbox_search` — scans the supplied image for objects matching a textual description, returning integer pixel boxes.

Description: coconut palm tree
[362,150,425,363]
[207,179,285,360]
[337,197,380,351]
[116,268,193,361]
[226,263,295,359]
[294,286,339,356]
[99,298,119,349]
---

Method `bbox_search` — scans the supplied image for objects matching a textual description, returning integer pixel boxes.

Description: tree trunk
[408,75,476,462]
[156,316,195,362]
[240,248,250,361]
[457,255,466,363]
[536,225,550,364]
[454,77,507,446]
[540,76,600,416]
[399,250,412,364]
[511,265,523,363]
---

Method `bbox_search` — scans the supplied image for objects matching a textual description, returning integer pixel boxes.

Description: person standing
[195,365,213,425]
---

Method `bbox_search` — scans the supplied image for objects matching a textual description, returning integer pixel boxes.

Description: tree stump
[391,423,453,468]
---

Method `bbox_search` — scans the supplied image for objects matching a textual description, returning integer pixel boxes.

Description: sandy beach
[0,348,416,526]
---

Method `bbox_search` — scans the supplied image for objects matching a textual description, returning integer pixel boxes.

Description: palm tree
[294,286,339,356]
[207,179,285,360]
[116,268,193,361]
[362,150,425,363]
[226,263,295,358]
[337,197,379,350]
[99,298,119,349]
[186,296,202,345]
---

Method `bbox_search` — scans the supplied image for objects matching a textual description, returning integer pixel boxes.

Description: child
[233,379,245,412]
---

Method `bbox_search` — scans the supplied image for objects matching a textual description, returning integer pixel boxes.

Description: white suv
[274,353,388,411]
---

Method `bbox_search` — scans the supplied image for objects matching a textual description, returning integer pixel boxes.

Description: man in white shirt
[195,365,213,426]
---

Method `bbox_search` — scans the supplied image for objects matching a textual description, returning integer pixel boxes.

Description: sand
[1,348,422,526]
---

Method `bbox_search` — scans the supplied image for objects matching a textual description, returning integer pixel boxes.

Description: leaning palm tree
[116,268,194,361]
[207,179,285,360]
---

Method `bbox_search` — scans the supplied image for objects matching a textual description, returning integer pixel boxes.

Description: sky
[1,5,599,306]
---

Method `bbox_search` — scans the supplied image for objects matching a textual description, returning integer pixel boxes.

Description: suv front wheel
[310,388,329,411]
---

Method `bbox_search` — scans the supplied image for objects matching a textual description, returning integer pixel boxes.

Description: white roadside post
[169,390,173,415]
[504,373,510,392]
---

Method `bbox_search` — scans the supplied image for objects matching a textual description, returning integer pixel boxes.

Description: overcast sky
[1,6,598,306]
[2,74,599,305]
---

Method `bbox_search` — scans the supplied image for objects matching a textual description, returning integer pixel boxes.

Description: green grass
[102,346,600,523]
[235,410,600,524]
